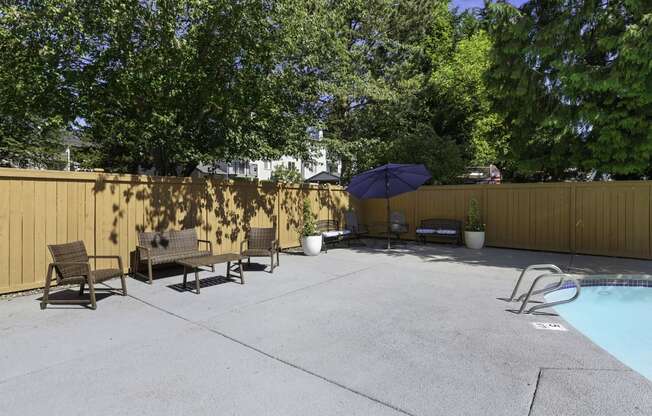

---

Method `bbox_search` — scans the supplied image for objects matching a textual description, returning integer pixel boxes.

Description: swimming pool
[545,278,652,381]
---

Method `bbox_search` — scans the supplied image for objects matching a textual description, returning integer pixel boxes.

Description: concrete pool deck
[1,242,651,415]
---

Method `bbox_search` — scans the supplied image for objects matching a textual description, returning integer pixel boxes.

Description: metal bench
[316,219,352,252]
[416,219,462,245]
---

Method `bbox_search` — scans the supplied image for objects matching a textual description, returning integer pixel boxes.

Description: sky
[451,0,528,10]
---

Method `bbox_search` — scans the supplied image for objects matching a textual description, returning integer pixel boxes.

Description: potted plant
[300,198,322,256]
[464,198,485,249]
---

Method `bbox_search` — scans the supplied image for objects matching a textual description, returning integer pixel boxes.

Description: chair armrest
[198,239,213,254]
[136,245,150,256]
[270,240,279,251]
[88,255,123,273]
[240,239,248,254]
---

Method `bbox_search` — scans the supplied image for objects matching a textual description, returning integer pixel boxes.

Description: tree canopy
[1,0,651,182]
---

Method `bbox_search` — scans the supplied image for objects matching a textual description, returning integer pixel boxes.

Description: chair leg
[238,259,245,284]
[270,253,275,273]
[87,277,97,310]
[276,250,280,267]
[120,272,127,296]
[147,259,153,285]
[79,282,85,296]
[41,265,54,310]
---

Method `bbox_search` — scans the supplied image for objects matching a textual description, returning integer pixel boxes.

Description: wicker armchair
[42,241,127,310]
[389,211,409,240]
[345,211,369,240]
[240,227,280,273]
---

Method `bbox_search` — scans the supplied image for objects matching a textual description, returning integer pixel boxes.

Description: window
[264,160,271,170]
[287,161,296,171]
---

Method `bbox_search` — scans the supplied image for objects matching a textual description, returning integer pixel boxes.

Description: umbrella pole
[385,169,391,250]
[386,197,391,249]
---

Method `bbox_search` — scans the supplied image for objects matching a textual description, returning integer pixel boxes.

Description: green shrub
[465,198,485,232]
[300,198,318,237]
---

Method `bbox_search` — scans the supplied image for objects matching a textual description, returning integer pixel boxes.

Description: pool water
[545,285,652,381]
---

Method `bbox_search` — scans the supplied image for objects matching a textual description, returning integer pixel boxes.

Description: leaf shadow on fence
[91,174,352,256]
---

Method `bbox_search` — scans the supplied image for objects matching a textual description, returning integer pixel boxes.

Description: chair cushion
[436,229,458,235]
[322,230,352,238]
[416,228,436,234]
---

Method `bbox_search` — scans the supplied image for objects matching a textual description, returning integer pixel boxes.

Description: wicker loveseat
[135,228,213,284]
[416,219,462,245]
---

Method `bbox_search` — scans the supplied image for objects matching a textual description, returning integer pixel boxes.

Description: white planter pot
[301,235,322,256]
[464,231,485,249]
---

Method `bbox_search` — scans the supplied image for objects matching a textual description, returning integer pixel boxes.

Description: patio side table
[176,253,245,294]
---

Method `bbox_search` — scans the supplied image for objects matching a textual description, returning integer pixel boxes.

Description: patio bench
[416,219,462,245]
[316,219,352,252]
[135,228,213,284]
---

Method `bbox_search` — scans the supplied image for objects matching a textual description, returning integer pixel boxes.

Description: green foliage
[465,198,484,232]
[1,0,324,174]
[486,0,652,179]
[319,0,506,183]
[300,198,317,237]
[4,0,651,181]
[0,2,77,167]
[270,165,302,183]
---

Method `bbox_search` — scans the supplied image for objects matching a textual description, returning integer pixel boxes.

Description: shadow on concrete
[36,289,114,309]
[167,275,240,293]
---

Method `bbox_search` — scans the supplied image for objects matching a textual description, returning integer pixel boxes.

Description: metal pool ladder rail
[507,264,581,314]
[516,273,581,314]
[508,264,564,301]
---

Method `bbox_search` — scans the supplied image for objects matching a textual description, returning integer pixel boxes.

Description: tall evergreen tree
[486,0,652,179]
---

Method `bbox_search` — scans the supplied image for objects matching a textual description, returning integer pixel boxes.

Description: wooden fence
[361,181,652,259]
[0,168,355,294]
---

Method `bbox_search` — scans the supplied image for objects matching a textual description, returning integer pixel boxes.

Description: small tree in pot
[300,198,322,255]
[464,198,485,249]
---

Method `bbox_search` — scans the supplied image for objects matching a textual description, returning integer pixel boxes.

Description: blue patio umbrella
[347,163,432,249]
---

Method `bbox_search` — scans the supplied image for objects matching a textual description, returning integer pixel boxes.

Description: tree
[77,0,324,175]
[1,0,326,175]
[270,165,302,183]
[0,2,79,167]
[317,0,507,183]
[485,0,652,179]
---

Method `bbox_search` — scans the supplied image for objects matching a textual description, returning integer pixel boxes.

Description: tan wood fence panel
[361,181,652,259]
[574,182,650,258]
[0,169,350,294]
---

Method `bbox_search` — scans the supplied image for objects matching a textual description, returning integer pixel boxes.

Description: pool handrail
[508,264,563,302]
[517,273,581,314]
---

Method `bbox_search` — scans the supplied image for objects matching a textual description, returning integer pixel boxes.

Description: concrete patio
[1,243,651,416]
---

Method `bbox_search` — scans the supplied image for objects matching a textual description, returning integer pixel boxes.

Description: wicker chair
[389,211,409,240]
[345,211,369,240]
[240,227,280,273]
[42,241,127,310]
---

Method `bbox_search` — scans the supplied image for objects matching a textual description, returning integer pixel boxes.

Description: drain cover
[532,322,567,331]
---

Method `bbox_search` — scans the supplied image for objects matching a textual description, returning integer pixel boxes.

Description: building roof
[305,171,340,184]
